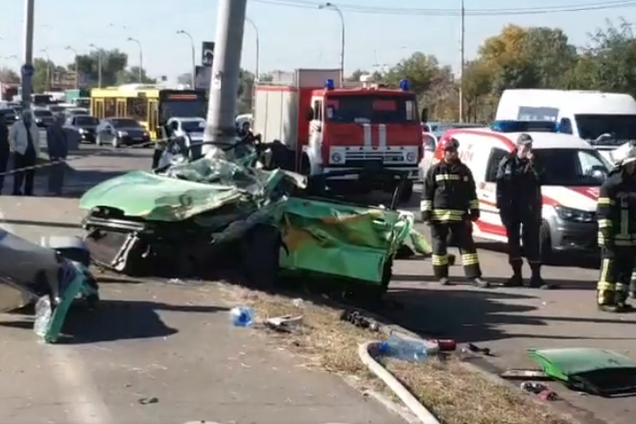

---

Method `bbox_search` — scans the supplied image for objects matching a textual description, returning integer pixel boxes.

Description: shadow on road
[393,273,597,290]
[58,300,227,344]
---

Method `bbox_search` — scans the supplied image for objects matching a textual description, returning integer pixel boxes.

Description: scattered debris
[465,343,492,356]
[528,347,636,396]
[230,307,255,327]
[0,229,99,343]
[500,369,551,380]
[138,397,159,405]
[435,339,457,352]
[520,382,558,401]
[379,333,437,363]
[340,309,382,332]
[264,315,303,332]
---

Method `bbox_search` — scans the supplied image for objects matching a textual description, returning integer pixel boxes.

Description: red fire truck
[253,69,424,200]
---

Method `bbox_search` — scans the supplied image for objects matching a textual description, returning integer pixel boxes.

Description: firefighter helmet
[611,141,636,167]
[439,137,460,151]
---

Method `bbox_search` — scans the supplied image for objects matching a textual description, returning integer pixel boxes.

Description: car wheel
[112,137,120,148]
[95,134,102,146]
[539,220,554,264]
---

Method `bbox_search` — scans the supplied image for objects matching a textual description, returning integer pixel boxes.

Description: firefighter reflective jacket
[597,168,636,247]
[421,160,479,222]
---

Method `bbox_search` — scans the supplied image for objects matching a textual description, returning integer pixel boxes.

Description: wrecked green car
[80,156,421,299]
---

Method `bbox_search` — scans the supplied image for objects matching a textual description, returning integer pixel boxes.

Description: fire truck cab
[253,69,423,201]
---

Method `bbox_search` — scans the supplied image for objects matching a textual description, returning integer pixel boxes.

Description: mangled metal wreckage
[80,155,424,299]
[0,230,98,343]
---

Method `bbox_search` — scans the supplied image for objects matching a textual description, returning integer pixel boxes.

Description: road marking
[0,209,112,424]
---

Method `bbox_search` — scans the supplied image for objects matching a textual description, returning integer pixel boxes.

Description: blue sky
[0,0,633,82]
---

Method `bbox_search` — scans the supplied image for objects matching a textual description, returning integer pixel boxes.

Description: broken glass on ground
[0,229,99,343]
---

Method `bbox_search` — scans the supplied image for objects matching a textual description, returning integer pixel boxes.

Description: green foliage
[353,18,636,122]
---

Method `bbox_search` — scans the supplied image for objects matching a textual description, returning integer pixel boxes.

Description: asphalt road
[0,148,630,424]
[0,146,408,424]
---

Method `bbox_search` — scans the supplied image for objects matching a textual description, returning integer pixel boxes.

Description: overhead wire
[251,0,636,16]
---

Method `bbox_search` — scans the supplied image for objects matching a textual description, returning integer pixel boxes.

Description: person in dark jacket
[596,143,636,312]
[421,137,489,288]
[496,133,549,289]
[46,114,69,195]
[0,114,9,194]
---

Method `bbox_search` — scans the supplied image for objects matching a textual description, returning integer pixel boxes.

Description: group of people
[420,132,636,313]
[0,109,69,196]
[421,134,547,291]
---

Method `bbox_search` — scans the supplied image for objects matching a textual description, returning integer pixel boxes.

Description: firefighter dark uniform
[596,144,636,312]
[496,133,549,289]
[421,138,489,288]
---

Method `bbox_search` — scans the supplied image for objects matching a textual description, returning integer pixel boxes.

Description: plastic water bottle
[230,307,255,327]
[379,334,429,363]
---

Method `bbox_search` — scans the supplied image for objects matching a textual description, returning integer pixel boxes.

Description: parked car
[95,117,151,148]
[0,107,18,125]
[65,115,100,143]
[33,108,55,127]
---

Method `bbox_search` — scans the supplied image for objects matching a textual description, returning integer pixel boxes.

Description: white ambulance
[431,121,611,258]
[496,89,636,162]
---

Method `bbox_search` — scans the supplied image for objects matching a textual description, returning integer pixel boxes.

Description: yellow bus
[90,84,207,140]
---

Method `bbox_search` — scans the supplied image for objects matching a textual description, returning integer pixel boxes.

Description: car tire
[539,220,554,264]
[95,135,102,146]
[112,137,120,148]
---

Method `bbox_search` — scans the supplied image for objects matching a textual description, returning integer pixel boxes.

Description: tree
[117,66,156,84]
[461,60,493,122]
[32,58,55,92]
[73,48,128,88]
[384,52,440,95]
[0,67,19,84]
[347,69,368,82]
[177,72,192,86]
[523,27,578,88]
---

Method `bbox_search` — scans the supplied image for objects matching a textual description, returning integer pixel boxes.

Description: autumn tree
[0,67,19,84]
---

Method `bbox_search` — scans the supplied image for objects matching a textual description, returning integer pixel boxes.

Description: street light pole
[65,46,79,89]
[89,44,102,88]
[127,37,143,83]
[22,0,35,109]
[40,48,51,91]
[245,17,260,115]
[319,2,345,87]
[459,0,465,123]
[176,30,196,88]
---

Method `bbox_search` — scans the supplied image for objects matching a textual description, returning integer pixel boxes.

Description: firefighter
[597,142,636,312]
[496,133,550,289]
[421,137,489,288]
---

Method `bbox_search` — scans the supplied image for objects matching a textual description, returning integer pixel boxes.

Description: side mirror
[421,108,429,123]
[306,108,314,122]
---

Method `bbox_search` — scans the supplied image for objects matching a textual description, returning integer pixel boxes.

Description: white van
[496,89,636,161]
[431,122,611,259]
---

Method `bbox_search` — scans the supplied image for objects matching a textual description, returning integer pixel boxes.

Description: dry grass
[228,286,579,424]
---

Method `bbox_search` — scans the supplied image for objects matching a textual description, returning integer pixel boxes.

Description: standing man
[496,133,549,289]
[596,143,636,312]
[0,113,9,194]
[46,114,69,196]
[421,137,489,288]
[9,109,40,196]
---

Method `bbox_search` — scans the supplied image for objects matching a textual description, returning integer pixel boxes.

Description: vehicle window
[575,114,636,143]
[74,116,99,126]
[110,119,141,128]
[313,100,322,121]
[326,95,418,124]
[485,148,509,182]
[181,120,205,132]
[33,110,53,117]
[559,118,573,134]
[534,148,609,186]
[405,100,416,121]
[517,106,559,121]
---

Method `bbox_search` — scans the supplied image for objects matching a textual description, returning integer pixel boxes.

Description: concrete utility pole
[21,0,35,109]
[319,2,345,87]
[458,0,465,123]
[127,37,143,82]
[176,30,196,89]
[202,0,248,159]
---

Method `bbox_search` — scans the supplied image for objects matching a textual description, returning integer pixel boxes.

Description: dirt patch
[228,286,578,424]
